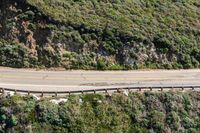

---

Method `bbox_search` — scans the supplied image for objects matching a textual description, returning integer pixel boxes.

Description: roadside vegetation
[0,0,200,70]
[0,39,31,68]
[0,91,200,132]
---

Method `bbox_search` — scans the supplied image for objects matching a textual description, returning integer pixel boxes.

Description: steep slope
[0,0,200,69]
[0,92,200,132]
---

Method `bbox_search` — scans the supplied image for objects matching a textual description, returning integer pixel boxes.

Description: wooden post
[28,91,30,96]
[181,87,184,91]
[171,87,174,90]
[138,87,142,91]
[55,92,58,97]
[41,92,44,97]
[104,89,108,93]
[93,90,96,94]
[192,87,194,91]
[150,87,153,91]
[160,87,163,91]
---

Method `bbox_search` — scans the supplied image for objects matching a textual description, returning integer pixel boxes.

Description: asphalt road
[0,68,200,92]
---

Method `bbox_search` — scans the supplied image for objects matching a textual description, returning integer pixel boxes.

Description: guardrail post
[81,90,84,94]
[14,90,17,95]
[2,88,4,94]
[104,89,108,93]
[171,87,174,90]
[181,87,184,91]
[150,87,153,91]
[191,87,194,91]
[68,91,71,96]
[55,92,58,97]
[160,87,163,91]
[93,90,96,94]
[28,91,30,95]
[41,92,44,97]
[138,87,141,91]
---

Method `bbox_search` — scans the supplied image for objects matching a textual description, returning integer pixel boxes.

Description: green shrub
[7,115,18,127]
[166,111,180,130]
[0,92,200,132]
[149,110,165,132]
[97,58,108,70]
[107,64,123,70]
[1,0,200,70]
[0,39,30,68]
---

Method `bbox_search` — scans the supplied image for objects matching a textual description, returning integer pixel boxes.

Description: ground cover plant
[0,0,199,69]
[0,91,199,132]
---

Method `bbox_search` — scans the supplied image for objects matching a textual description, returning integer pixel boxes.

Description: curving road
[0,67,200,92]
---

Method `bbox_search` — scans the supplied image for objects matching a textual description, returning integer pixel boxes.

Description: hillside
[0,0,200,69]
[0,91,200,132]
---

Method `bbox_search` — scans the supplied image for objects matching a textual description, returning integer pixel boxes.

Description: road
[0,68,200,92]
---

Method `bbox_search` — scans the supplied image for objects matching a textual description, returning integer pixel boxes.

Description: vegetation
[0,39,30,68]
[0,91,200,132]
[0,0,200,69]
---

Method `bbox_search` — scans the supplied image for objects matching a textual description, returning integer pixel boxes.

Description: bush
[166,111,180,130]
[0,92,200,132]
[97,58,108,70]
[0,0,199,70]
[107,64,123,70]
[0,39,30,68]
[149,110,165,132]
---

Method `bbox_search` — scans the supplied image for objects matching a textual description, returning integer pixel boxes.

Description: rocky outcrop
[0,0,199,69]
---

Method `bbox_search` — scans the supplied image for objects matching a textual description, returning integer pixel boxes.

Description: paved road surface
[0,68,200,92]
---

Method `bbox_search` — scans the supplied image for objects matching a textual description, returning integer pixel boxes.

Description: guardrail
[0,85,199,97]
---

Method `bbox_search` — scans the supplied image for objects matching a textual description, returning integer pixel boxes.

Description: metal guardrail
[0,85,199,97]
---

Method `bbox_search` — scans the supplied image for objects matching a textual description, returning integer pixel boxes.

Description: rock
[50,99,59,104]
[32,94,40,101]
[106,92,112,97]
[56,43,62,47]
[97,100,102,103]
[50,98,68,104]
[79,98,83,103]
[58,98,68,103]
[6,91,15,97]
[123,90,129,96]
